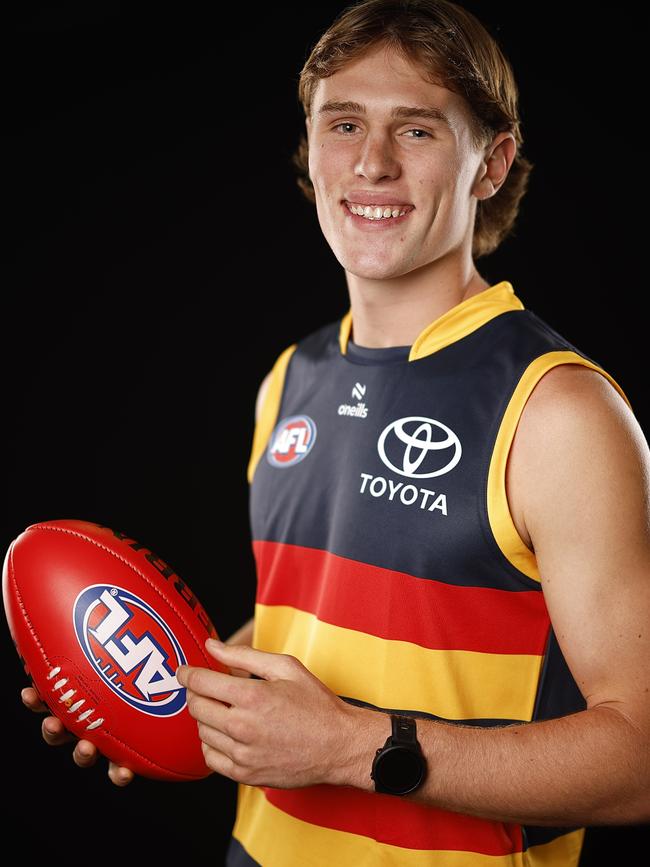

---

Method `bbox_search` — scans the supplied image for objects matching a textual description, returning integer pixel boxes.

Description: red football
[2,518,227,781]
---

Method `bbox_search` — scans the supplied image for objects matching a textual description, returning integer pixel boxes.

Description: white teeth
[347,202,408,220]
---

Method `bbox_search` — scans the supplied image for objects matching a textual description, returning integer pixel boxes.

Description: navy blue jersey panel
[250,309,598,592]
[226,835,260,867]
[522,826,584,851]
[532,627,587,722]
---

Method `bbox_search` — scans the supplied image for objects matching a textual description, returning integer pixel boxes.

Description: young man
[23,1,650,865]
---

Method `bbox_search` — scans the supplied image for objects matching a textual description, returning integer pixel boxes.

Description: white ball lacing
[46,666,104,731]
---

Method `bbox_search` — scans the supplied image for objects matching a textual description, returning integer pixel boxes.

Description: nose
[354,131,401,184]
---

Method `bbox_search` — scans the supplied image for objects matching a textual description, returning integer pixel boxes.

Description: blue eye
[333,123,432,138]
[334,122,358,134]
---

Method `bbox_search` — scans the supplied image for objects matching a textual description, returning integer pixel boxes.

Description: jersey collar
[338,281,524,361]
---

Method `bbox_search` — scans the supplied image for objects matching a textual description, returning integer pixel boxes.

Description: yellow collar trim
[338,281,524,361]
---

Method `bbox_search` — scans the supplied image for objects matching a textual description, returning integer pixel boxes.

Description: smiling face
[305,43,498,281]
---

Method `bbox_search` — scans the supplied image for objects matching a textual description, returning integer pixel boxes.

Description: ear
[473,132,517,200]
[305,115,312,141]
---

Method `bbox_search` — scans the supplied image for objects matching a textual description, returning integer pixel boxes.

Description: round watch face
[377,746,423,791]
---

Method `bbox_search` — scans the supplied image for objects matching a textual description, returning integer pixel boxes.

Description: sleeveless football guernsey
[226,280,633,867]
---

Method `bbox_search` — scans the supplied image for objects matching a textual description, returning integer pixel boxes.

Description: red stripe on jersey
[262,784,523,856]
[253,540,549,655]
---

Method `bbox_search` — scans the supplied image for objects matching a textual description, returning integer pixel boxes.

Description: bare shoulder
[506,363,649,552]
[255,370,273,425]
[515,362,642,449]
[523,362,627,406]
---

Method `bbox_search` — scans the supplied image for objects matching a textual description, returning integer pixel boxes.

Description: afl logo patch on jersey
[267,414,317,468]
[378,415,462,478]
[73,584,187,717]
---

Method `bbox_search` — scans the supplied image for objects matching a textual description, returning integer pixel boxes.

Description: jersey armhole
[246,343,298,485]
[486,350,633,583]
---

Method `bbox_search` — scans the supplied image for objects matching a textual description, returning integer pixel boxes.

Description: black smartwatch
[371,714,427,795]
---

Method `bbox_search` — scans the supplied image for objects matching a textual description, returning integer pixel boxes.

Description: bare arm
[226,616,255,646]
[341,364,650,825]
[224,617,256,679]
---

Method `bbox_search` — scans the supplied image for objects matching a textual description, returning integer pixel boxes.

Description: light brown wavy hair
[291,0,534,259]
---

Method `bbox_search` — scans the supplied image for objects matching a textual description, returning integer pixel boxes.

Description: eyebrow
[317,99,453,131]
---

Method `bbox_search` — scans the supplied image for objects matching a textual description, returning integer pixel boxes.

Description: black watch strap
[391,714,418,745]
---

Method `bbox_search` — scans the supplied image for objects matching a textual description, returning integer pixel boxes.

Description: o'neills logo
[338,381,368,418]
[338,402,368,418]
[267,415,317,468]
[377,415,461,478]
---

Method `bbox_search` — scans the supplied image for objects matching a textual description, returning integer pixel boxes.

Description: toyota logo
[377,416,462,478]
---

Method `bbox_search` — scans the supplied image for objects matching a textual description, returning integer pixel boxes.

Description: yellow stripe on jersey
[487,351,634,583]
[254,603,543,722]
[247,342,298,485]
[525,829,585,866]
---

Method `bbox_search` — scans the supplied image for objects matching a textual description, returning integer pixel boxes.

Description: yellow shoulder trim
[339,309,353,355]
[246,343,298,485]
[338,281,525,361]
[487,351,633,583]
[409,281,523,361]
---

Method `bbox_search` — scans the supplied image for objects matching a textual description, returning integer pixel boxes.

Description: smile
[342,200,414,225]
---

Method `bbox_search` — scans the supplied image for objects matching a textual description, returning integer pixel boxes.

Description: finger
[177,665,232,701]
[204,639,290,681]
[73,739,98,768]
[41,715,75,747]
[186,690,231,729]
[108,762,135,787]
[22,687,49,713]
[179,665,252,710]
[201,742,236,779]
[197,720,238,755]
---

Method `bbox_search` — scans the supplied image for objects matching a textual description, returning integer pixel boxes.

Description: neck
[345,255,489,348]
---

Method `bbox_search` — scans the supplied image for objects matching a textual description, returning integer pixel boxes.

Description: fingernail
[78,744,92,757]
[207,638,224,647]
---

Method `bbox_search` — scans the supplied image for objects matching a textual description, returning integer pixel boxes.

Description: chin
[337,253,413,281]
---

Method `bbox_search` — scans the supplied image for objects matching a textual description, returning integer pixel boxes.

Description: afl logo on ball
[377,415,462,478]
[73,584,187,717]
[267,414,317,468]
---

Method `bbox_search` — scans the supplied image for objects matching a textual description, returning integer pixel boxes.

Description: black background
[2,2,646,864]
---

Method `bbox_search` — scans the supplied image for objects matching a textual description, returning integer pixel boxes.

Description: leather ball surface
[2,518,227,781]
